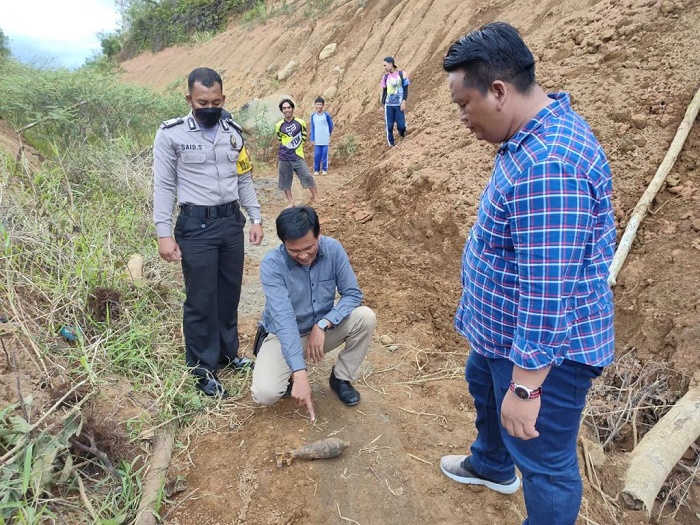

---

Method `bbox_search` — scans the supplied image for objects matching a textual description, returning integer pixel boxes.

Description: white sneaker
[313,171,319,177]
[322,171,327,176]
[440,455,521,494]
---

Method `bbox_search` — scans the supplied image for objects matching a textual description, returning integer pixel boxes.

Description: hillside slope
[119,0,700,523]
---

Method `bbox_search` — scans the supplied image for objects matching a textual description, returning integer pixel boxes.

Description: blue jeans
[384,105,406,145]
[465,351,602,525]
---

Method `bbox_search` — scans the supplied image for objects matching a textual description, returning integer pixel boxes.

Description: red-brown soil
[119,0,700,523]
[4,0,699,523]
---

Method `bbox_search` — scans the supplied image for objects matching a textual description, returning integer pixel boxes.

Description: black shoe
[196,376,229,398]
[220,355,254,371]
[282,378,293,398]
[329,368,360,406]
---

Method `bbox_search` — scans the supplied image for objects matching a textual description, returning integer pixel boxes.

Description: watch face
[318,319,329,331]
[513,386,531,400]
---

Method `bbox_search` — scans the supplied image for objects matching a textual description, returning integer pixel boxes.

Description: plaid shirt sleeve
[505,160,597,369]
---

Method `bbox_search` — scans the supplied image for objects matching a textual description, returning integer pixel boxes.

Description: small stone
[277,60,298,81]
[582,437,606,468]
[379,334,394,345]
[323,86,338,100]
[601,29,615,42]
[386,345,399,352]
[319,43,337,60]
[630,114,647,129]
[666,174,681,186]
[659,0,678,16]
[354,210,373,223]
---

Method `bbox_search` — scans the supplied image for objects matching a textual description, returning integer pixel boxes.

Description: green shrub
[242,2,268,26]
[335,133,359,158]
[0,59,187,153]
[113,0,265,58]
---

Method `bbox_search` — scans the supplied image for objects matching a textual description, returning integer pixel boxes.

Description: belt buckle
[204,207,212,219]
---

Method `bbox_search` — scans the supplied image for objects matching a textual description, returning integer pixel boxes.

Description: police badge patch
[230,135,238,149]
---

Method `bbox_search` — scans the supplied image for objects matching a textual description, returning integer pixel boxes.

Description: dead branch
[620,373,700,513]
[70,431,122,482]
[336,502,361,525]
[134,425,176,525]
[609,86,700,286]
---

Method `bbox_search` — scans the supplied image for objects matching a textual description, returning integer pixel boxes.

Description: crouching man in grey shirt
[251,206,376,420]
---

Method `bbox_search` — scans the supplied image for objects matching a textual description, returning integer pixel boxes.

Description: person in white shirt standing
[380,56,410,146]
[309,97,334,176]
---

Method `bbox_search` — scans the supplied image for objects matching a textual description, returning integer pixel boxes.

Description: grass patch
[334,133,359,159]
[0,59,253,523]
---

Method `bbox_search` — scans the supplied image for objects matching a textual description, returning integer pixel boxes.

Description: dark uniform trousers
[174,203,245,377]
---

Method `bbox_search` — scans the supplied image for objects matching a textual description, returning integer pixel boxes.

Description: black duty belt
[180,201,239,219]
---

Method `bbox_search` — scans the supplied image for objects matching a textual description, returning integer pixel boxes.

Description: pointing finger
[306,397,316,421]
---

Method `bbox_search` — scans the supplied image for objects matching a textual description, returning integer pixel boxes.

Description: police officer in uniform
[153,67,264,397]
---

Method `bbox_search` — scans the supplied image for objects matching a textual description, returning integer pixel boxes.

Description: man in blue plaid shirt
[439,23,615,525]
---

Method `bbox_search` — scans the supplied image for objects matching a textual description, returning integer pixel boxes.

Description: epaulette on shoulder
[225,117,243,133]
[160,117,184,129]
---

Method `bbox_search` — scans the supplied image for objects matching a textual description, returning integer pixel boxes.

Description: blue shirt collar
[498,92,570,154]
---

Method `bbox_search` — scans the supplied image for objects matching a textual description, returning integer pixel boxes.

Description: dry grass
[583,347,698,519]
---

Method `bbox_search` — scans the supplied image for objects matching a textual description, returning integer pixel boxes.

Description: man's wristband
[251,218,263,225]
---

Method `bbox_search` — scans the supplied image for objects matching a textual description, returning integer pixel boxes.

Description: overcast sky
[3,0,121,68]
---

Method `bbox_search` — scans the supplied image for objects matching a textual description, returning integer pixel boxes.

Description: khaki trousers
[251,306,376,406]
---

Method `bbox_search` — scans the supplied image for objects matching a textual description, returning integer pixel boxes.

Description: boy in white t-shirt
[309,97,334,176]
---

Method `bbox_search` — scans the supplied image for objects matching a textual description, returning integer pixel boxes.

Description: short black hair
[276,206,320,242]
[188,67,223,92]
[314,97,325,104]
[443,22,535,94]
[279,98,295,112]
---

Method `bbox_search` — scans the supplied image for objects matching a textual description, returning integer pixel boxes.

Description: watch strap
[509,381,542,400]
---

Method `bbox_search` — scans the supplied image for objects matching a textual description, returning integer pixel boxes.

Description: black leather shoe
[282,377,293,398]
[196,376,229,398]
[220,356,254,371]
[329,368,360,406]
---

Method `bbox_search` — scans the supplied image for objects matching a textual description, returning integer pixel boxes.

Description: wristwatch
[316,319,331,331]
[251,218,263,225]
[509,381,542,400]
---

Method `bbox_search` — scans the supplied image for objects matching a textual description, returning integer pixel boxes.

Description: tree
[0,27,10,59]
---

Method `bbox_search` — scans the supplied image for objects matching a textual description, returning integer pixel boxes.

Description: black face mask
[194,107,222,128]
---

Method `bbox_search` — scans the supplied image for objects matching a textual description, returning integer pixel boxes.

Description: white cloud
[3,0,121,67]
